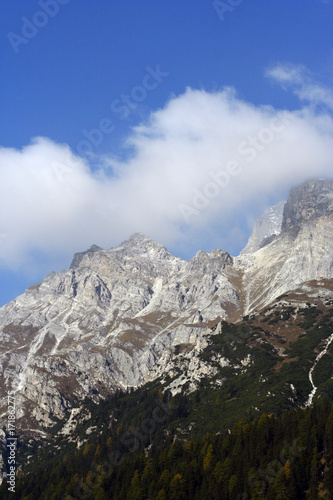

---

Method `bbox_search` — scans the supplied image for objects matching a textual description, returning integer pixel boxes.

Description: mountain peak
[127,232,158,245]
[241,200,286,254]
[114,233,168,254]
[281,178,333,233]
[242,178,333,255]
[70,244,103,269]
[88,244,103,252]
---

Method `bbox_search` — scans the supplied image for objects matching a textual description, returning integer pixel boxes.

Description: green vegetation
[1,301,332,499]
[2,398,333,499]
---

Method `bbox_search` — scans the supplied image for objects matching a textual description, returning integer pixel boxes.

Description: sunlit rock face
[0,234,239,432]
[0,179,332,434]
[239,179,333,313]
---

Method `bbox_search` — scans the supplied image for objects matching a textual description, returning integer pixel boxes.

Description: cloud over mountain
[1,65,332,271]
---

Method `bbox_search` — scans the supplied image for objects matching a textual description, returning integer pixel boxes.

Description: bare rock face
[240,179,333,312]
[70,244,102,269]
[241,200,286,254]
[240,213,333,313]
[281,179,333,232]
[0,234,239,434]
[0,179,332,435]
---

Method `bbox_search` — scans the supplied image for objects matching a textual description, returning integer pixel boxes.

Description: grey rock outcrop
[240,178,333,312]
[281,179,333,232]
[241,200,286,254]
[0,234,239,433]
[240,213,333,313]
[70,244,103,269]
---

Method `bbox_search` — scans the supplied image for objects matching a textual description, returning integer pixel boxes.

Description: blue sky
[1,0,333,306]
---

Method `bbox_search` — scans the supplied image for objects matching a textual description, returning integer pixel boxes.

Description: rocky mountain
[241,200,286,253]
[0,179,332,440]
[2,278,333,498]
[240,179,333,313]
[281,178,333,232]
[0,234,240,434]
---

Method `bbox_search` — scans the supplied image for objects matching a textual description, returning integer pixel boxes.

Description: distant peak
[128,232,153,243]
[241,200,286,254]
[70,244,103,269]
[88,244,103,252]
[281,178,333,232]
[104,233,183,269]
[117,233,164,250]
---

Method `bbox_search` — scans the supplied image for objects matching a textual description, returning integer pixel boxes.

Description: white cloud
[266,62,333,111]
[1,70,333,272]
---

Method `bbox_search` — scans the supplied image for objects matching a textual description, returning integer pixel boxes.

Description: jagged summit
[113,232,169,254]
[241,200,286,254]
[126,232,156,244]
[70,234,159,270]
[281,178,333,233]
[119,232,156,246]
[106,233,185,279]
[240,178,333,313]
[70,233,177,273]
[242,178,333,255]
[70,244,103,269]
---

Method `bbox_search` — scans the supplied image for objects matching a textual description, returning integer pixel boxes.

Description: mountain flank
[0,178,332,440]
